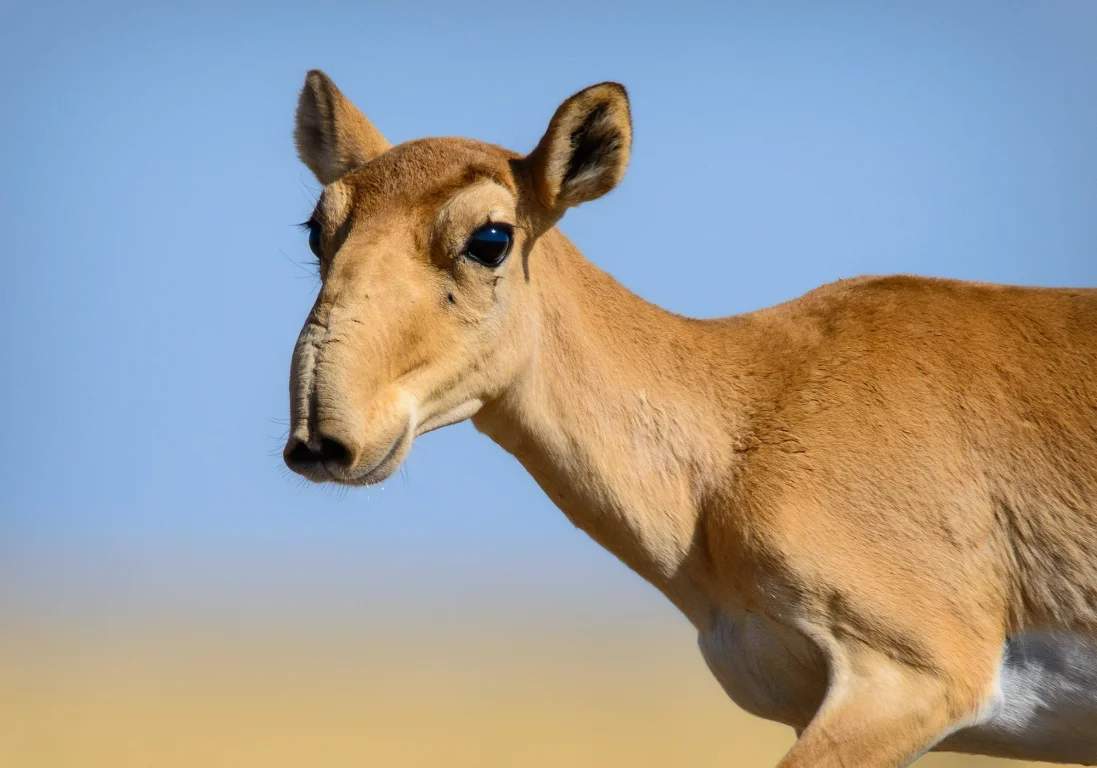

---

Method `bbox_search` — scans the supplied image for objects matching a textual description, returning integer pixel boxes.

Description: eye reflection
[463,224,512,267]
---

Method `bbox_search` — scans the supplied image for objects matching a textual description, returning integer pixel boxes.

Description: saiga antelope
[282,71,1097,766]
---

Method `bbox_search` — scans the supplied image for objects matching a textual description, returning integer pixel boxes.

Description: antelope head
[283,71,632,484]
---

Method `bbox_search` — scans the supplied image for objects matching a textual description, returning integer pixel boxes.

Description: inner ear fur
[525,82,632,217]
[294,70,391,185]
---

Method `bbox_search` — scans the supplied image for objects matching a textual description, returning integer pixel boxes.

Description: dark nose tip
[284,433,355,471]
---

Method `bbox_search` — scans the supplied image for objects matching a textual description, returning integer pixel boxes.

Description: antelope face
[283,71,630,485]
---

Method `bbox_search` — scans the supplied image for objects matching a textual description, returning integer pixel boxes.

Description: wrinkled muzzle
[282,317,414,486]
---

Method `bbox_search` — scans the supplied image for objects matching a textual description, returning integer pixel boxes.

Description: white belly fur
[700,615,1097,765]
[943,630,1097,764]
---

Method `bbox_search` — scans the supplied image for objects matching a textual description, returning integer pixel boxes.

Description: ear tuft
[526,82,632,215]
[294,70,391,185]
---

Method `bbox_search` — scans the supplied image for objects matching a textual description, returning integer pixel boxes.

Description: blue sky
[2,1,1095,624]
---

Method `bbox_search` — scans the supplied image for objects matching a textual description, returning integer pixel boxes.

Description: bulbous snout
[284,290,422,486]
[283,320,414,486]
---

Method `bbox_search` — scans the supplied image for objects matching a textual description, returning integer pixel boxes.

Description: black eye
[463,224,513,267]
[307,223,323,261]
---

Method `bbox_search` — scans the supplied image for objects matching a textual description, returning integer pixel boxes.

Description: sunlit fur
[284,70,1097,766]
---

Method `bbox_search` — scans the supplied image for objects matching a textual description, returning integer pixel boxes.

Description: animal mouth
[336,421,411,486]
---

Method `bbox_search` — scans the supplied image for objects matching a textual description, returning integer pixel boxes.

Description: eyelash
[298,219,322,272]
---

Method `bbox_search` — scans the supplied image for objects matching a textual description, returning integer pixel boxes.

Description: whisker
[277,247,319,279]
[299,174,321,204]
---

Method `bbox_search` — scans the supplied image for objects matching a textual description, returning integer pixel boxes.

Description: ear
[294,70,391,185]
[526,82,632,215]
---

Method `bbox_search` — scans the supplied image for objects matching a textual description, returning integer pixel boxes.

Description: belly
[942,630,1097,765]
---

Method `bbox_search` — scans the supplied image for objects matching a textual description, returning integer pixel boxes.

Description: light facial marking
[432,181,518,263]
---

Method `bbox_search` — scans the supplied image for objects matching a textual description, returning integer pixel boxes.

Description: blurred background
[1,1,1095,766]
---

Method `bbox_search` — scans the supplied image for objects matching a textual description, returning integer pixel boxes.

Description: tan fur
[284,71,1097,766]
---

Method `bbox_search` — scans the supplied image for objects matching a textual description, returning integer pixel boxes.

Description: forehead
[317,137,520,223]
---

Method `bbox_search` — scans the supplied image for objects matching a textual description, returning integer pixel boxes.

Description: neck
[473,229,751,626]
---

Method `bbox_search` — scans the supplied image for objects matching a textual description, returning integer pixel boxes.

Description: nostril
[318,437,351,465]
[284,434,356,471]
[286,440,317,466]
